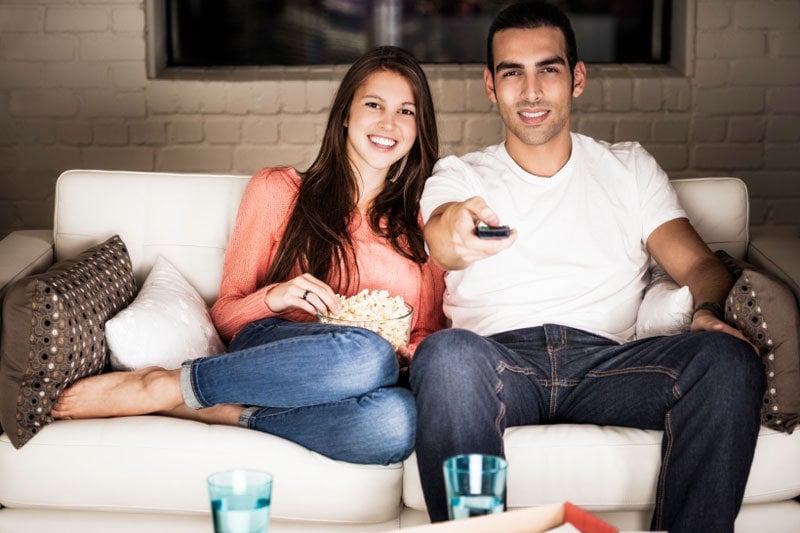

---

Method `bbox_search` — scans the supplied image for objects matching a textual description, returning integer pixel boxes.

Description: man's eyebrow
[495,56,567,72]
[536,56,567,68]
[495,61,524,72]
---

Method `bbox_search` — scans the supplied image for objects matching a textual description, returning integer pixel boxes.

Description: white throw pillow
[635,267,694,339]
[106,255,225,371]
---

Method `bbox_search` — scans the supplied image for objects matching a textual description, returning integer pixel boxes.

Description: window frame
[144,0,695,79]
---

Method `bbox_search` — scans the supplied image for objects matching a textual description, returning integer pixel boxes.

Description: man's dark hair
[486,1,579,76]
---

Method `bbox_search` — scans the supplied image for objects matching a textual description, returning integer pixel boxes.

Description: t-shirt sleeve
[420,155,481,223]
[634,144,688,242]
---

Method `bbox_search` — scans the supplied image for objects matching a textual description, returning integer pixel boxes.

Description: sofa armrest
[0,229,54,305]
[747,227,800,306]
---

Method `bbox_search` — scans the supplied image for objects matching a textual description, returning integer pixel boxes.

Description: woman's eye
[365,102,380,109]
[400,108,415,116]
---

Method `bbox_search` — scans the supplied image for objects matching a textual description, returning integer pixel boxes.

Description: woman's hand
[396,345,413,387]
[396,345,413,371]
[264,273,341,317]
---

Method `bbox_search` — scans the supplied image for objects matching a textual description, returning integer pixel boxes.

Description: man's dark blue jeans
[409,324,765,532]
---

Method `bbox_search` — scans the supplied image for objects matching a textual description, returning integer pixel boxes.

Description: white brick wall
[0,0,798,237]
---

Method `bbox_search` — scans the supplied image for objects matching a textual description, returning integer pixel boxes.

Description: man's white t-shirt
[420,133,687,342]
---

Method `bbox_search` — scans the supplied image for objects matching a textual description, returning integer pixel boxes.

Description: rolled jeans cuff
[239,406,259,428]
[180,360,204,410]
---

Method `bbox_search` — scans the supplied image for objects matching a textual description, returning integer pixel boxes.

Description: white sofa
[0,169,799,533]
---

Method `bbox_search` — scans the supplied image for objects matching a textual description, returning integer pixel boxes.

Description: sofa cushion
[0,235,136,448]
[715,250,800,433]
[54,170,250,305]
[403,425,800,512]
[748,227,800,305]
[635,265,693,339]
[106,255,225,371]
[726,268,800,433]
[671,177,749,259]
[0,416,404,524]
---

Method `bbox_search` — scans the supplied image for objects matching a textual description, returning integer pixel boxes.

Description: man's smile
[518,109,549,123]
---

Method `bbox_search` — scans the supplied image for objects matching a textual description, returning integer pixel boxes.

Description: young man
[410,2,764,531]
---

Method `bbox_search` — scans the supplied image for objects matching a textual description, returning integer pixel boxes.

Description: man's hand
[425,197,517,270]
[690,310,758,354]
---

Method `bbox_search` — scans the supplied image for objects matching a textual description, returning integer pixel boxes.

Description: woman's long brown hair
[264,46,439,292]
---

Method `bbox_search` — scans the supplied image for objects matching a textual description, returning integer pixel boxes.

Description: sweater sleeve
[210,168,298,342]
[407,260,448,354]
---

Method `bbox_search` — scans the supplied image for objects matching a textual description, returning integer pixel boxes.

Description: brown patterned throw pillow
[726,268,800,433]
[717,249,800,433]
[0,235,137,448]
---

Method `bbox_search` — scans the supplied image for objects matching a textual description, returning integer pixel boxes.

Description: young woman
[51,46,446,466]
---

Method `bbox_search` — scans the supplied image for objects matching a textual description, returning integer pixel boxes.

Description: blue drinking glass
[207,469,272,533]
[443,454,507,520]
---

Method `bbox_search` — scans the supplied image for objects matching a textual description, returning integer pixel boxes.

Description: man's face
[484,27,585,154]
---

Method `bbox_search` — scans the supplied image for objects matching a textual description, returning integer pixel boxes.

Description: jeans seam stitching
[547,344,558,419]
[497,362,538,376]
[585,366,680,380]
[549,325,569,417]
[672,382,682,400]
[654,411,672,530]
[495,365,506,455]
[249,406,301,421]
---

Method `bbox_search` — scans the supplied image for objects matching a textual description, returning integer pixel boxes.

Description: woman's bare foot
[159,403,245,426]
[51,366,183,419]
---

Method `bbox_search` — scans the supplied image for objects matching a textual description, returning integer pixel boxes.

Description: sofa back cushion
[54,170,250,306]
[52,172,750,305]
[671,177,749,259]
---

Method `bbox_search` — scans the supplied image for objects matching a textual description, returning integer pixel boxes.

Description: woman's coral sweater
[210,167,447,352]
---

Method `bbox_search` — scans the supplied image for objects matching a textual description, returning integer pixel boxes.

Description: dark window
[165,1,670,66]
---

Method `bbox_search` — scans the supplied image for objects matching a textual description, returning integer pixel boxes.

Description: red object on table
[563,501,619,533]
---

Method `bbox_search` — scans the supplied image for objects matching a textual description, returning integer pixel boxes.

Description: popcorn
[318,289,413,349]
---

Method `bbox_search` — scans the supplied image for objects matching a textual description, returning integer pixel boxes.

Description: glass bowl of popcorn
[317,289,413,350]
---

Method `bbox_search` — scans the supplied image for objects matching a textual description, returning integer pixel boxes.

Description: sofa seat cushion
[402,424,800,512]
[0,416,403,524]
[0,508,402,532]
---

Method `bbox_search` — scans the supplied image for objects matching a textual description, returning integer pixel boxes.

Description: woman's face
[344,70,418,180]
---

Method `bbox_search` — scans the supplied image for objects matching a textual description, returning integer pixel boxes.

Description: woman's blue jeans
[179,318,416,465]
[409,324,765,532]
